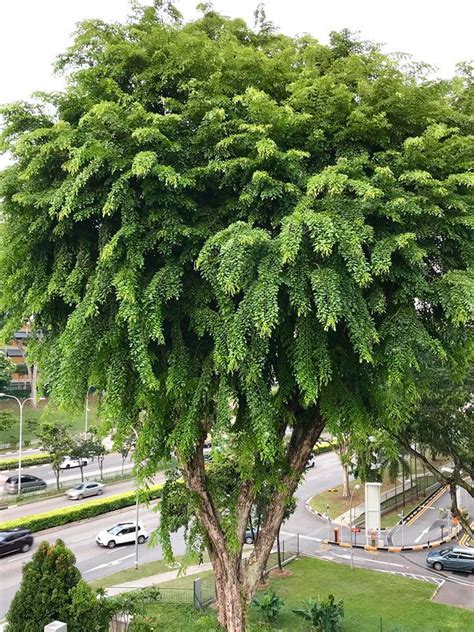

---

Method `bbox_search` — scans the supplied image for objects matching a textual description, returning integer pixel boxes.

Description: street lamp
[349,484,361,570]
[84,386,94,435]
[130,427,141,571]
[0,393,45,494]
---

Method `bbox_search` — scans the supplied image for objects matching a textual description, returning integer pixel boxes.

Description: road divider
[0,484,163,533]
[0,453,51,470]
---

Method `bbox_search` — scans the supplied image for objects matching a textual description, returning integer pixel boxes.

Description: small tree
[6,540,81,631]
[40,421,73,490]
[68,580,110,632]
[0,351,14,388]
[70,436,101,482]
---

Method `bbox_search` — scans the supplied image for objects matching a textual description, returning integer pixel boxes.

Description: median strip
[0,484,163,533]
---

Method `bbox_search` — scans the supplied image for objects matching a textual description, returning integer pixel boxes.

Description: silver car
[66,481,104,500]
[426,547,474,573]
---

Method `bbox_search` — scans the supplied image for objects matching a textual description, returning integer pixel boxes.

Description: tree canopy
[0,4,472,630]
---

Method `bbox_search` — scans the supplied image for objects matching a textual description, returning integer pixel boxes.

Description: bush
[313,442,335,456]
[0,452,51,469]
[253,589,284,623]
[0,484,163,533]
[293,595,344,632]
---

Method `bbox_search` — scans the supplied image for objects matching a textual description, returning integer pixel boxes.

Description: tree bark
[181,407,325,631]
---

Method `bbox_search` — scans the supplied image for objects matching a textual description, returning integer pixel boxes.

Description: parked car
[0,528,34,556]
[96,522,149,549]
[244,529,256,545]
[3,475,47,494]
[426,547,474,572]
[60,456,90,470]
[66,481,104,500]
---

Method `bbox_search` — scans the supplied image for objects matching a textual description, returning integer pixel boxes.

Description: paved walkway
[106,561,214,596]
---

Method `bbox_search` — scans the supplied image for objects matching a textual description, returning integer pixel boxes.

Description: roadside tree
[40,421,73,490]
[0,5,472,631]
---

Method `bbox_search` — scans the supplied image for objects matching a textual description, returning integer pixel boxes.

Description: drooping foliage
[0,3,472,629]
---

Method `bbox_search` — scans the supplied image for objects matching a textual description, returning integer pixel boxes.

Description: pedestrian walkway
[106,561,214,596]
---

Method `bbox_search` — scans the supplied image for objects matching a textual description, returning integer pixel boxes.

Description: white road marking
[414,527,430,544]
[335,553,405,568]
[83,553,134,574]
[70,535,93,544]
[280,531,322,542]
[1,552,32,565]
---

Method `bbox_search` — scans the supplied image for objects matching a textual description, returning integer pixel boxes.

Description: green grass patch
[380,497,424,529]
[309,480,365,520]
[0,399,100,445]
[141,557,473,631]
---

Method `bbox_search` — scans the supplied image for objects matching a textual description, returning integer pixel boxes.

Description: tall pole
[349,484,360,570]
[84,386,93,435]
[0,394,35,495]
[131,427,140,571]
[18,400,23,495]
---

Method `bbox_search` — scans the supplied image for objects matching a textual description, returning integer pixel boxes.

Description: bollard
[44,622,67,632]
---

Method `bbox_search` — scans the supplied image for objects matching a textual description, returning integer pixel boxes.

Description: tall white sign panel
[365,482,382,544]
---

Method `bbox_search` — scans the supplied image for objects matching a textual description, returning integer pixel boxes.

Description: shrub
[293,595,344,632]
[0,484,163,532]
[312,442,335,456]
[6,539,82,631]
[0,452,51,469]
[253,589,284,623]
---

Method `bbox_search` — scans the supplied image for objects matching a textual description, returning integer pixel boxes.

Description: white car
[96,522,148,549]
[59,456,90,470]
[66,481,104,500]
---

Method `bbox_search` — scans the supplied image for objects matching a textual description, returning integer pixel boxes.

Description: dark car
[3,474,47,494]
[0,528,34,556]
[426,547,474,572]
[244,529,256,545]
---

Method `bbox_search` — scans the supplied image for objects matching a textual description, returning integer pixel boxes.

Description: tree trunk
[30,364,38,407]
[79,464,84,482]
[54,468,60,491]
[342,462,350,499]
[181,407,325,632]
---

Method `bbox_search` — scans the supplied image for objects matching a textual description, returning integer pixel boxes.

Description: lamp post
[84,386,94,435]
[0,393,42,494]
[350,484,361,570]
[130,427,140,571]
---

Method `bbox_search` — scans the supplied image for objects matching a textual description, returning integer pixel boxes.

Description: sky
[0,0,472,106]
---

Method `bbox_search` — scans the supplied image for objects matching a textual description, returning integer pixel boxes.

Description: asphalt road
[1,450,473,618]
[0,452,133,491]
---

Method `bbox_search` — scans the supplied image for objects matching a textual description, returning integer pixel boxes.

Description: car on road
[3,474,47,494]
[96,522,149,549]
[0,528,34,556]
[66,481,104,500]
[305,455,316,469]
[426,547,474,572]
[60,456,90,469]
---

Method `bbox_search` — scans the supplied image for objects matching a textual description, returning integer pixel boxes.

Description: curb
[323,525,462,553]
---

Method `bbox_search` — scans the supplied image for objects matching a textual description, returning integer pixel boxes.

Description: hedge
[0,484,163,533]
[0,453,51,470]
[313,441,335,456]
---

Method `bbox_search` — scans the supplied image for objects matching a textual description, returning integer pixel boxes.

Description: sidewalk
[105,561,214,596]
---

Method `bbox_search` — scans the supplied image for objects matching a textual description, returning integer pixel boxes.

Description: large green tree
[0,4,472,630]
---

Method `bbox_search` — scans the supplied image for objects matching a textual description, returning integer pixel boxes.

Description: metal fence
[107,534,299,614]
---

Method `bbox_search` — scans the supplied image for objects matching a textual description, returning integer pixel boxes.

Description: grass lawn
[380,496,424,528]
[0,399,100,444]
[142,557,474,631]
